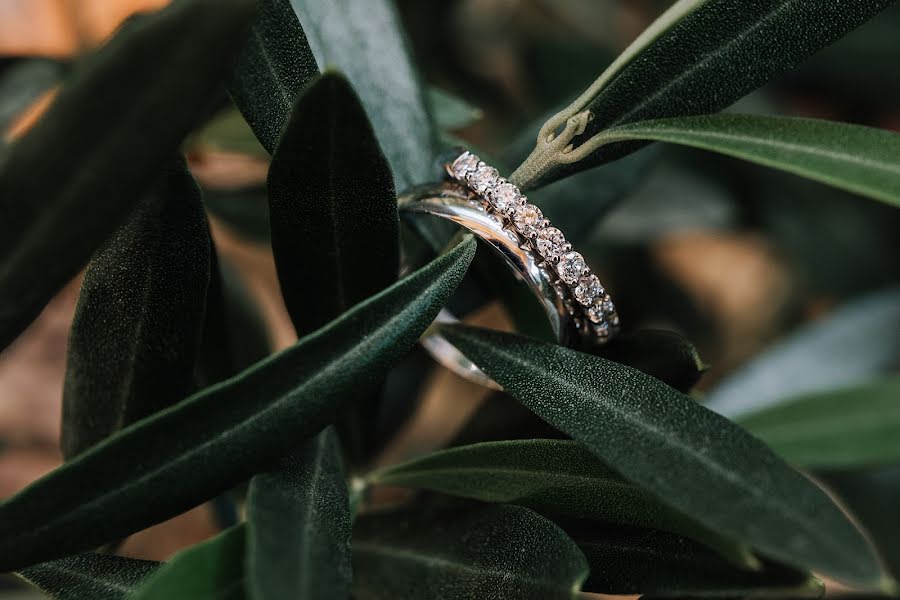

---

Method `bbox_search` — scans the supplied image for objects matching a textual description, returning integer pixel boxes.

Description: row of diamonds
[448,151,620,339]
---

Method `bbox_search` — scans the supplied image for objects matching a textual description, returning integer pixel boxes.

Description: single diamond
[586,299,605,323]
[491,182,520,216]
[469,164,500,195]
[574,274,604,306]
[557,251,587,285]
[513,203,544,238]
[535,227,566,261]
[599,294,615,315]
[450,152,479,180]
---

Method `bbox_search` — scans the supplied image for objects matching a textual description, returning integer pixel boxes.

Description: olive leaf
[352,504,589,600]
[0,236,475,572]
[566,114,900,208]
[246,428,351,600]
[268,71,398,336]
[61,158,210,458]
[131,527,245,600]
[17,554,160,600]
[229,0,318,153]
[567,523,821,598]
[738,376,900,469]
[510,0,895,189]
[0,0,254,350]
[371,439,756,568]
[437,324,887,587]
[290,0,437,190]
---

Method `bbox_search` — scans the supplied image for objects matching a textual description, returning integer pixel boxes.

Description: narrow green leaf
[566,522,821,598]
[132,527,245,600]
[17,554,159,600]
[290,0,437,190]
[352,504,588,599]
[0,0,254,350]
[511,0,894,189]
[0,236,475,572]
[246,428,351,600]
[61,158,210,458]
[428,88,482,131]
[738,377,900,469]
[586,114,900,208]
[228,0,319,153]
[706,287,900,419]
[438,324,886,586]
[372,439,756,568]
[268,71,399,336]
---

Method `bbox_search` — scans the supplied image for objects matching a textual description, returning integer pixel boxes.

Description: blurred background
[1,0,898,597]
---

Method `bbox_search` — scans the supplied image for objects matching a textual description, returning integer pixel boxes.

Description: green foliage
[61,158,210,458]
[352,504,588,599]
[372,439,754,568]
[229,0,318,154]
[268,71,399,336]
[437,324,884,586]
[511,0,895,188]
[246,429,351,600]
[131,527,245,600]
[289,0,436,191]
[739,376,900,469]
[18,555,159,600]
[4,0,899,598]
[570,524,822,598]
[0,0,254,350]
[0,237,474,572]
[583,114,900,208]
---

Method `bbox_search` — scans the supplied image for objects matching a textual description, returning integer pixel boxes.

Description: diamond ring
[398,150,620,388]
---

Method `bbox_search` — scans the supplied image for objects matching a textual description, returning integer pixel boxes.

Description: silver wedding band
[399,151,620,388]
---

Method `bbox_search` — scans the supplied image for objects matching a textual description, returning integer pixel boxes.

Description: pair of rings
[400,151,619,388]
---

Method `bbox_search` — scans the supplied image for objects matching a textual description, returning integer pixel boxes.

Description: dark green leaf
[566,522,820,598]
[61,158,210,458]
[290,0,437,190]
[705,287,900,418]
[510,0,894,188]
[131,527,245,600]
[428,88,482,131]
[738,377,900,469]
[352,504,588,600]
[18,554,159,600]
[0,236,475,572]
[372,439,755,568]
[246,428,351,600]
[228,0,318,153]
[577,114,900,208]
[268,71,399,459]
[0,0,254,350]
[438,325,887,587]
[268,71,398,336]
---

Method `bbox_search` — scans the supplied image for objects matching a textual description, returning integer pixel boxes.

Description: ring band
[399,151,620,388]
